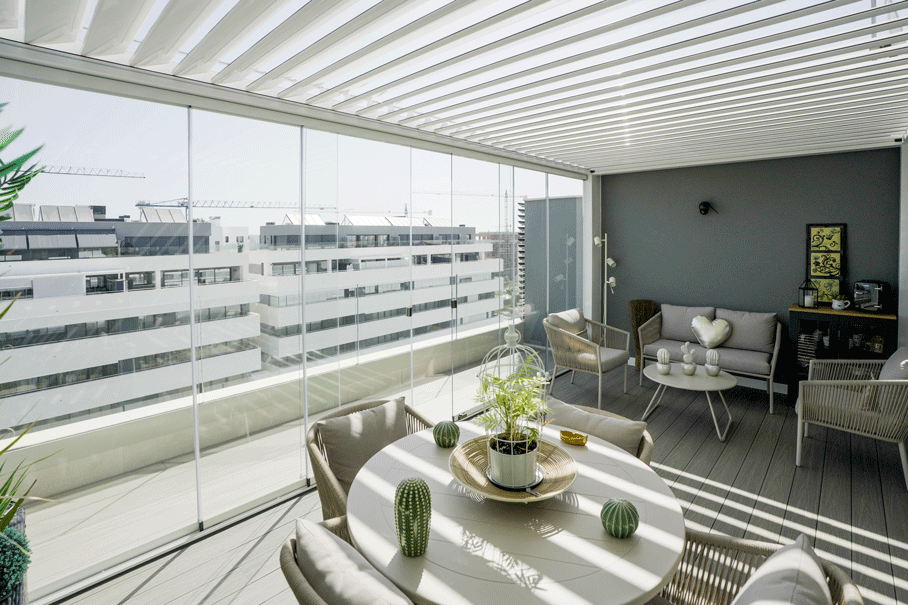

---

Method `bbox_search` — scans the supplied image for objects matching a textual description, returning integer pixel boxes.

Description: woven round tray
[449,436,577,503]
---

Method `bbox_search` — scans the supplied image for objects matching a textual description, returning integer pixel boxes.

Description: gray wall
[601,148,901,362]
[901,141,908,347]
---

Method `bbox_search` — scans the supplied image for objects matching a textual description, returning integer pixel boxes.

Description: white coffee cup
[832,299,850,310]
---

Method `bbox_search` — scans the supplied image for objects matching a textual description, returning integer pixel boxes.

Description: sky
[0,75,582,235]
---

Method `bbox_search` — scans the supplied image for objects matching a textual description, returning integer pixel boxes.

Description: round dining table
[347,422,686,605]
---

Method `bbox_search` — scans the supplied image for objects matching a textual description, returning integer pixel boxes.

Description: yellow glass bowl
[560,430,588,446]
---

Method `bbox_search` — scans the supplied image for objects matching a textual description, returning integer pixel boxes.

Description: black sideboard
[788,304,898,392]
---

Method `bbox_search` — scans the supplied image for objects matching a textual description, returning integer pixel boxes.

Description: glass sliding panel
[189,109,304,524]
[0,77,195,598]
[335,135,413,412]
[450,155,502,420]
[302,129,343,422]
[513,168,549,369]
[409,148,454,422]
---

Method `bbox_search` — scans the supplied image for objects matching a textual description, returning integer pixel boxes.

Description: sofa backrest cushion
[716,309,777,354]
[295,518,415,605]
[548,308,587,337]
[879,346,908,380]
[661,304,715,342]
[316,398,407,494]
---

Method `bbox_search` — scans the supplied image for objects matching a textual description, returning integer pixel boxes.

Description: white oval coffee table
[642,363,736,440]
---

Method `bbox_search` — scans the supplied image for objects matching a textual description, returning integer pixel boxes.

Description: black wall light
[699,201,718,215]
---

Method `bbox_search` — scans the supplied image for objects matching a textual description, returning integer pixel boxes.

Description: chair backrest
[547,308,587,336]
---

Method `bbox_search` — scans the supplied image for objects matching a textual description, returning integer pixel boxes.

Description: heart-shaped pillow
[691,315,731,349]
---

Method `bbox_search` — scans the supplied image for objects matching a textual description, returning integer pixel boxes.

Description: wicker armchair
[656,527,863,605]
[279,516,352,605]
[307,399,434,520]
[797,359,908,489]
[543,309,631,410]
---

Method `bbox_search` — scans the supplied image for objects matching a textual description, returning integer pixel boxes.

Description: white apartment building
[0,206,261,429]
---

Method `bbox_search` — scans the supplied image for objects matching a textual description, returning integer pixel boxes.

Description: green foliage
[475,357,549,444]
[0,102,45,235]
[0,527,29,597]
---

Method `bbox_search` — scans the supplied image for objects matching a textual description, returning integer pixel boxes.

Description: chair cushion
[316,398,407,494]
[548,308,587,336]
[546,397,646,456]
[661,305,715,342]
[879,346,908,380]
[730,534,832,605]
[577,346,630,372]
[295,518,414,605]
[715,309,777,354]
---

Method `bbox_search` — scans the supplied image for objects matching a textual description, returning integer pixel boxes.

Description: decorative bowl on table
[560,430,588,446]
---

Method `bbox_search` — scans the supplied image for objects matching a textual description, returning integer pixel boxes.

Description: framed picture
[806,224,846,302]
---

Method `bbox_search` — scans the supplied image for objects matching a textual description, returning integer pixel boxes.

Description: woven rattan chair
[655,527,863,605]
[565,404,654,465]
[543,309,630,409]
[307,399,434,520]
[279,516,352,605]
[797,359,908,489]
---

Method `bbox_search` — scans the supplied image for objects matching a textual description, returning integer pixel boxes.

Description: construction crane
[43,166,145,178]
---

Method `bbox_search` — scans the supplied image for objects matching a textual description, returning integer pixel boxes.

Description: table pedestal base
[642,384,733,441]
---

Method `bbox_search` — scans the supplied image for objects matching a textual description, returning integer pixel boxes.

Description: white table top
[347,423,686,605]
[643,363,737,391]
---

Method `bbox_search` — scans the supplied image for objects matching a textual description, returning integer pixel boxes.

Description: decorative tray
[448,436,577,503]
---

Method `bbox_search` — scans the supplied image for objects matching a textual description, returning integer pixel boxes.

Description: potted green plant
[0,527,28,603]
[475,357,549,489]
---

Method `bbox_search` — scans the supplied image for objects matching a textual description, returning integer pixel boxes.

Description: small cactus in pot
[705,349,721,376]
[656,348,671,375]
[681,342,696,376]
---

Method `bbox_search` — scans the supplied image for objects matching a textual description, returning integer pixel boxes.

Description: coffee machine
[853,281,890,312]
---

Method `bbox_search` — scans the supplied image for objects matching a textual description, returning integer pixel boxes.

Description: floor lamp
[593,234,616,328]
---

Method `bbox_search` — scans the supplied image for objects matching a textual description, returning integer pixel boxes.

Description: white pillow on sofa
[316,397,407,493]
[546,397,646,456]
[295,518,414,605]
[730,534,832,605]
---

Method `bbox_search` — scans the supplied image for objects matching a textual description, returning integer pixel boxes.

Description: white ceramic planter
[705,364,721,377]
[487,435,538,488]
[657,362,671,375]
[682,363,696,376]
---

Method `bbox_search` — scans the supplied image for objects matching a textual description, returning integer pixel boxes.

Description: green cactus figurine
[395,477,431,556]
[600,498,639,539]
[433,421,460,447]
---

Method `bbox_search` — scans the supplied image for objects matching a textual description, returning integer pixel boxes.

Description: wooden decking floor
[58,365,908,605]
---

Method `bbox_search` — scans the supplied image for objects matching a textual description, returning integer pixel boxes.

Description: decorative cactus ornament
[706,349,719,366]
[680,341,695,364]
[395,477,432,556]
[657,348,670,364]
[433,421,460,448]
[600,498,639,538]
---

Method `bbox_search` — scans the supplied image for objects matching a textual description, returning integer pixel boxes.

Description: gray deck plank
[876,441,908,605]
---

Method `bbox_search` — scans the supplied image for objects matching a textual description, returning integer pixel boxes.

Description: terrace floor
[55,364,908,605]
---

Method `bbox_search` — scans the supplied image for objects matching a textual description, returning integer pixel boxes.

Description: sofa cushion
[548,308,587,337]
[644,340,771,375]
[715,309,777,354]
[546,396,646,456]
[577,346,630,372]
[691,315,732,349]
[316,398,407,494]
[661,305,715,342]
[730,534,832,605]
[295,518,414,605]
[879,346,908,380]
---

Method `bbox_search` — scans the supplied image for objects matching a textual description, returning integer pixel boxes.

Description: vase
[682,363,696,376]
[487,434,538,488]
[657,362,671,375]
[705,364,720,377]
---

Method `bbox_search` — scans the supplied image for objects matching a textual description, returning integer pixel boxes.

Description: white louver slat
[1,0,905,175]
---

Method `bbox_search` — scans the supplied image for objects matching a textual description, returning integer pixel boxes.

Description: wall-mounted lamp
[699,201,718,215]
[594,234,616,325]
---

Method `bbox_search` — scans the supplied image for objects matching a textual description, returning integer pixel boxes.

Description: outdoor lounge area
[0,2,907,605]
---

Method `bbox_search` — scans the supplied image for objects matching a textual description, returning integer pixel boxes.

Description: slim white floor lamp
[593,234,616,327]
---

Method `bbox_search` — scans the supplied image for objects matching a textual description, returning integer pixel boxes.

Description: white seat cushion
[548,308,587,336]
[316,398,407,494]
[577,345,630,372]
[730,534,832,605]
[546,397,646,456]
[295,518,414,605]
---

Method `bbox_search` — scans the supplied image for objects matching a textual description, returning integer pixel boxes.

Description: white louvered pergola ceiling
[1,0,906,174]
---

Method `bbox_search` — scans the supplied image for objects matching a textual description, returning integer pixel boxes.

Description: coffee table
[642,363,736,440]
[347,422,686,605]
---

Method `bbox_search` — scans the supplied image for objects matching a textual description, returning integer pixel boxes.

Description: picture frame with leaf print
[806,224,845,303]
